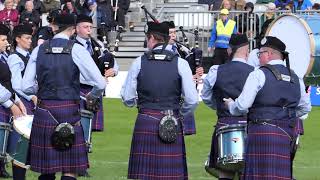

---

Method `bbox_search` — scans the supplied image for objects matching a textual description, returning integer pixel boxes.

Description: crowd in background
[0,0,130,45]
[198,0,319,11]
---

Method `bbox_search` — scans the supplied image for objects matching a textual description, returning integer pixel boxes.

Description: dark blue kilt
[128,109,188,180]
[183,113,196,135]
[29,100,89,174]
[20,98,35,115]
[242,118,297,180]
[80,85,104,131]
[209,117,247,169]
[0,105,10,123]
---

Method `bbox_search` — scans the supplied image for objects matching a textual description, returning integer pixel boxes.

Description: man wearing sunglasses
[224,36,311,180]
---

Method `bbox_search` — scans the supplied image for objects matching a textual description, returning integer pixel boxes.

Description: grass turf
[22,98,320,179]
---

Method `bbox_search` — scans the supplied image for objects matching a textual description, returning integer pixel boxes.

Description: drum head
[266,14,320,79]
[13,115,34,139]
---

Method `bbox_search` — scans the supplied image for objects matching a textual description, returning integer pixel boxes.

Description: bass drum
[266,14,320,85]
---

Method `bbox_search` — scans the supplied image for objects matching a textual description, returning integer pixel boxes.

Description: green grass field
[23,98,320,179]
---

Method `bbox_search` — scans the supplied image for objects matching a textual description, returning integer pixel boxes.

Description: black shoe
[0,169,12,178]
[78,171,91,177]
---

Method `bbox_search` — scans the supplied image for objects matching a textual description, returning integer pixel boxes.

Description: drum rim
[216,124,246,131]
[13,115,33,140]
[11,158,30,169]
[0,122,11,126]
[266,13,316,77]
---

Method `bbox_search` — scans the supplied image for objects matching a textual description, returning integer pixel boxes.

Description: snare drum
[0,122,11,159]
[80,109,94,153]
[216,124,246,172]
[7,115,33,168]
[266,14,320,85]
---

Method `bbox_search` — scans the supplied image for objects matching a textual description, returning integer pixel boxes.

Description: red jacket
[0,9,19,26]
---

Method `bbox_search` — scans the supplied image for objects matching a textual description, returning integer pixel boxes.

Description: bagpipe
[89,33,115,76]
[141,4,159,23]
[141,4,160,48]
[177,27,203,76]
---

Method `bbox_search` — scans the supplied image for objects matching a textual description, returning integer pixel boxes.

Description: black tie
[26,53,30,60]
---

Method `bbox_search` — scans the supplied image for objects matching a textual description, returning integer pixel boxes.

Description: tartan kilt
[80,85,104,131]
[20,98,35,115]
[209,117,247,169]
[128,110,188,180]
[294,118,304,136]
[29,100,89,174]
[183,113,196,135]
[0,105,10,123]
[242,119,296,180]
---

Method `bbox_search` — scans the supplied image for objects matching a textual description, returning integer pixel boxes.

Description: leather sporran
[51,123,75,151]
[159,115,178,143]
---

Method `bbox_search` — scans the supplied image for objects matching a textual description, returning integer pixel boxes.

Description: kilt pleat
[182,113,196,135]
[29,100,89,174]
[0,105,10,123]
[128,111,188,180]
[242,120,295,180]
[294,118,304,136]
[20,98,35,115]
[80,85,104,131]
[209,117,247,169]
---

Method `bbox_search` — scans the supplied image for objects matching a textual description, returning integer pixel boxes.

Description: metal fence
[155,7,320,56]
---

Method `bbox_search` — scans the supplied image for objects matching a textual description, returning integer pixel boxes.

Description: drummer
[201,34,254,179]
[22,14,106,180]
[6,23,37,180]
[224,36,311,179]
[8,24,37,114]
[0,24,26,178]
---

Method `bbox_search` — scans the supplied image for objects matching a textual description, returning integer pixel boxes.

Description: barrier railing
[155,8,320,56]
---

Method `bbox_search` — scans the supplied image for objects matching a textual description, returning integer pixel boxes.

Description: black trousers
[211,48,229,66]
[113,8,126,27]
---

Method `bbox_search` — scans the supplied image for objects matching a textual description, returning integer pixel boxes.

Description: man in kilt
[75,14,119,132]
[0,24,26,178]
[22,14,106,180]
[224,36,311,180]
[121,21,198,180]
[6,23,37,180]
[201,34,254,180]
[163,20,204,136]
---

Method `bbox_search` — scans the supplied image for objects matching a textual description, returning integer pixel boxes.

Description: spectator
[17,0,45,14]
[260,2,276,25]
[312,3,320,9]
[235,2,260,38]
[208,9,237,65]
[0,0,19,28]
[220,0,233,10]
[42,0,60,13]
[275,0,292,9]
[61,0,78,15]
[106,0,130,30]
[96,0,113,31]
[75,0,96,16]
[293,0,312,10]
[19,0,41,27]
